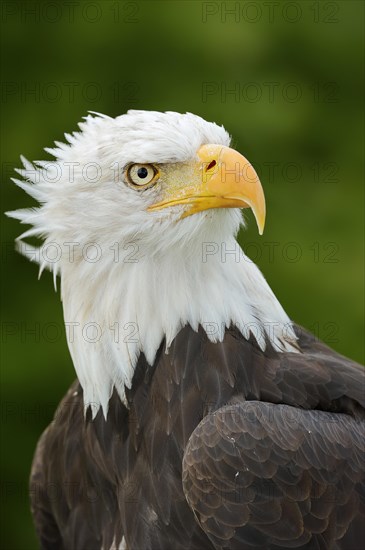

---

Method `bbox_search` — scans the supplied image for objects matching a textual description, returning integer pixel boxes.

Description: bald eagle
[7,111,364,550]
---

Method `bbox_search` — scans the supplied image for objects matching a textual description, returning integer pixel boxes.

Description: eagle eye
[125,164,159,189]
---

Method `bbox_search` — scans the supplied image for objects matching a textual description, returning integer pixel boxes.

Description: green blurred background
[1,1,364,548]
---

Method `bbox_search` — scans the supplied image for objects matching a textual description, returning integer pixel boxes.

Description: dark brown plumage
[30,324,364,550]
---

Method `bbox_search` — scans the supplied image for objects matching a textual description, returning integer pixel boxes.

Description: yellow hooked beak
[147,144,266,235]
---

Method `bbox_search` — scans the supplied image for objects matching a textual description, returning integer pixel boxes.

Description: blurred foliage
[1,1,364,548]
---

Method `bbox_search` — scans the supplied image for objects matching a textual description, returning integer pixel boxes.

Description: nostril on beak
[206,160,217,171]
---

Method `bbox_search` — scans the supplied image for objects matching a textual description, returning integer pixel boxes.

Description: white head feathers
[7,110,298,418]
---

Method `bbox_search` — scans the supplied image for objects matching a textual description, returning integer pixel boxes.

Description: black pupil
[137,167,148,179]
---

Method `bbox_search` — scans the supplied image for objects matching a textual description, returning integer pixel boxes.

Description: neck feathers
[61,237,298,418]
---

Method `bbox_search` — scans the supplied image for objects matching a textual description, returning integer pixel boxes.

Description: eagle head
[7,110,296,417]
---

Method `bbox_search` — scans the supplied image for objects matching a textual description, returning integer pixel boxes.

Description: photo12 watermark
[1,1,140,24]
[202,81,340,104]
[201,2,340,24]
[1,80,140,105]
[201,241,340,264]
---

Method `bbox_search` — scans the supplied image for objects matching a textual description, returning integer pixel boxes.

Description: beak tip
[258,224,265,236]
[252,208,266,236]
